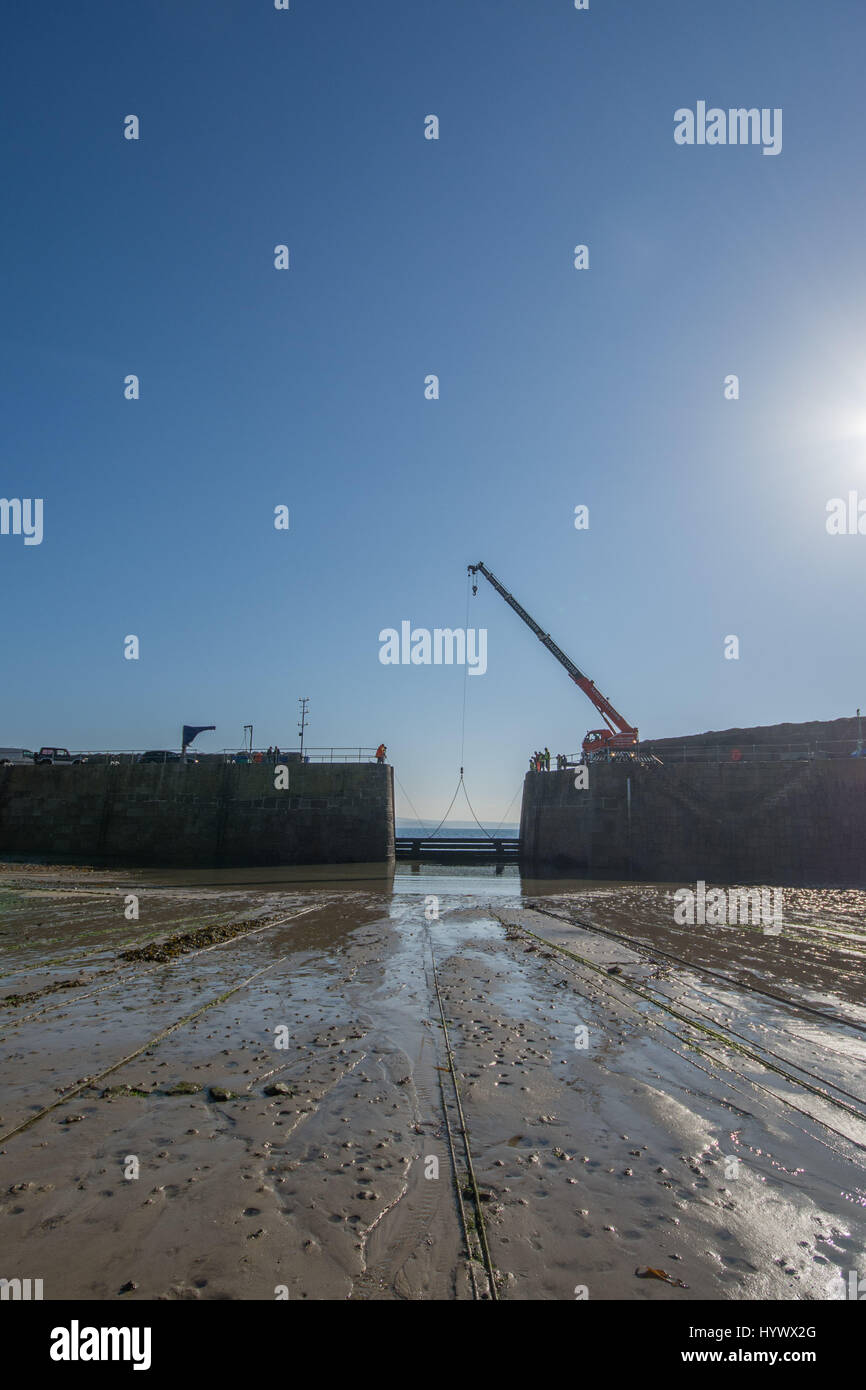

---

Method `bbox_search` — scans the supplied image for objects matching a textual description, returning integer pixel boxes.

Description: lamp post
[298,698,309,761]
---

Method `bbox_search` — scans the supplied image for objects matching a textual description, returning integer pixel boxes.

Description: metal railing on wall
[221,747,377,764]
[31,747,380,766]
[640,740,861,762]
[552,740,862,765]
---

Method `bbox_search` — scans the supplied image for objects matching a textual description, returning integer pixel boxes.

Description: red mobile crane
[468,562,647,763]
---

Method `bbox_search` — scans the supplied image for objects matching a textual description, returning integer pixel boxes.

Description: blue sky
[2,0,865,820]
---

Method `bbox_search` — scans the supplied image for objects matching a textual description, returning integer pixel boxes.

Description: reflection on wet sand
[0,861,863,1300]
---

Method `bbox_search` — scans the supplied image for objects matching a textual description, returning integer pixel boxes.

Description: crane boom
[468,561,638,755]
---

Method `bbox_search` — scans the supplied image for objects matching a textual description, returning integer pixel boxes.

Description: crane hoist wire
[399,768,522,843]
[459,565,471,771]
[421,571,494,841]
[396,570,522,842]
[392,771,436,835]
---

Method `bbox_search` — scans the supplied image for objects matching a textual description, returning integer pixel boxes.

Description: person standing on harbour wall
[376,743,387,764]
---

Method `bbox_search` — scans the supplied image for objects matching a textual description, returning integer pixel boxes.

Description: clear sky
[3,0,865,821]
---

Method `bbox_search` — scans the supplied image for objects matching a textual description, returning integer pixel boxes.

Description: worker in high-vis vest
[376,744,386,764]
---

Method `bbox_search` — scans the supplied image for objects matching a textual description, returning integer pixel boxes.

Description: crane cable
[452,567,494,839]
[458,571,518,840]
[422,779,464,839]
[427,924,499,1299]
[458,774,496,842]
[459,566,471,771]
[393,770,436,835]
[490,782,522,835]
[398,571,521,842]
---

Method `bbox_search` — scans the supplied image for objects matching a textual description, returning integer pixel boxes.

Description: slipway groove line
[522,911,866,1095]
[495,917,866,1152]
[0,906,318,1031]
[430,1020,482,1302]
[0,903,292,981]
[521,905,866,1111]
[0,906,321,1146]
[426,926,497,1301]
[548,937,866,1112]
[527,901,866,1036]
[504,922,861,1156]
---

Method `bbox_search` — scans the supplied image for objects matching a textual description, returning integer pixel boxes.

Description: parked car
[0,747,36,765]
[35,747,85,765]
[137,750,198,764]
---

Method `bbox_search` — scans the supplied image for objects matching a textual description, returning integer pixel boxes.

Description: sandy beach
[1,864,863,1301]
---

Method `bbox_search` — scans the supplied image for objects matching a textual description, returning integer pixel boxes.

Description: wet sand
[0,864,864,1300]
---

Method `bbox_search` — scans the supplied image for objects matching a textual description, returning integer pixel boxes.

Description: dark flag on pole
[182,725,215,747]
[181,725,215,760]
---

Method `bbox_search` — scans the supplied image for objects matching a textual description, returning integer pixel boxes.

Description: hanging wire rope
[459,567,471,771]
[418,772,523,843]
[398,571,523,846]
[393,771,436,835]
[490,783,523,835]
[423,777,464,839]
[458,775,496,840]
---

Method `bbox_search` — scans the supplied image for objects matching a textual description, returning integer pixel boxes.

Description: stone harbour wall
[519,760,866,885]
[0,762,395,868]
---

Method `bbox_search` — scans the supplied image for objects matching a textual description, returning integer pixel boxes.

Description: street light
[298,698,309,760]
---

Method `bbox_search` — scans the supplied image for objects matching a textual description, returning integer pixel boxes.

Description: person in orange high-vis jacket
[376,744,386,764]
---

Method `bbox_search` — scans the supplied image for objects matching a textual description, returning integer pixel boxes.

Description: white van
[0,748,36,765]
